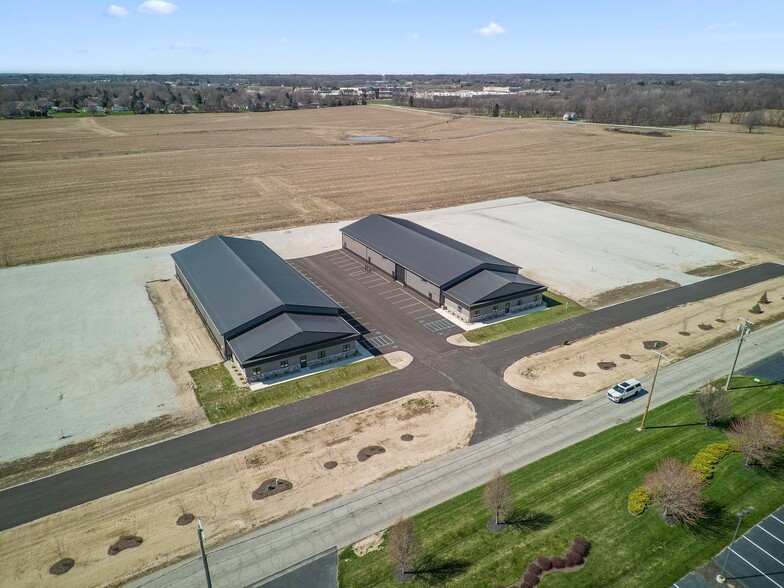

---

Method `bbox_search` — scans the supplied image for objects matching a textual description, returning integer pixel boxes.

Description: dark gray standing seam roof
[341,215,518,288]
[228,313,359,364]
[444,270,546,307]
[171,235,340,336]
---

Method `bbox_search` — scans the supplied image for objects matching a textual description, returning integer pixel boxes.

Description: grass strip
[191,357,394,424]
[463,292,589,344]
[338,376,784,587]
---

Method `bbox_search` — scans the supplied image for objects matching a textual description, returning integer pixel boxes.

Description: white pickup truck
[607,379,642,403]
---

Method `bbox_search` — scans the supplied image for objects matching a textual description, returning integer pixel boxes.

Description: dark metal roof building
[444,270,546,307]
[172,236,358,369]
[341,214,517,289]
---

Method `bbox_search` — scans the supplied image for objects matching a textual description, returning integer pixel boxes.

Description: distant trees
[743,110,765,133]
[728,412,784,466]
[644,457,705,525]
[387,518,419,580]
[483,471,513,527]
[492,103,500,117]
[694,382,733,426]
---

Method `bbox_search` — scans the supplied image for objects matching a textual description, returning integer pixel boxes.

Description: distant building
[563,112,578,121]
[341,215,546,323]
[172,236,360,381]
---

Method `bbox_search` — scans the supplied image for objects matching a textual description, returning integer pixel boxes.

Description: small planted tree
[694,382,732,426]
[644,457,705,525]
[727,412,784,467]
[483,471,513,529]
[759,291,770,304]
[750,302,762,314]
[387,517,419,581]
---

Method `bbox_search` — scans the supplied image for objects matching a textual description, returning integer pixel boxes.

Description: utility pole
[725,317,754,391]
[197,517,213,588]
[637,350,669,431]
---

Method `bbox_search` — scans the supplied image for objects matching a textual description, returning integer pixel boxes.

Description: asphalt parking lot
[289,249,460,359]
[673,505,784,588]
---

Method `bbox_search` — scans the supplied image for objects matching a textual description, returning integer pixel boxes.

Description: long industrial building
[172,235,360,381]
[341,214,547,322]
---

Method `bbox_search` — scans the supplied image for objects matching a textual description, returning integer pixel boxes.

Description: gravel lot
[0,198,738,463]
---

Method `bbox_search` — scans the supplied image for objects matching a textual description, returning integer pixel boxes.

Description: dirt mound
[323,461,338,470]
[176,513,194,526]
[698,324,714,331]
[49,558,75,575]
[679,331,691,336]
[620,353,632,359]
[573,371,586,377]
[252,478,293,500]
[108,536,143,556]
[357,446,386,462]
[642,340,668,350]
[597,362,616,370]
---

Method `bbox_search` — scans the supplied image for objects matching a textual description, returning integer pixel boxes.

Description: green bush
[750,302,762,314]
[759,291,769,304]
[627,485,651,516]
[690,441,735,484]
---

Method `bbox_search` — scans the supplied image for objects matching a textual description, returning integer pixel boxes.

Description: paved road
[0,262,781,532]
[128,321,784,588]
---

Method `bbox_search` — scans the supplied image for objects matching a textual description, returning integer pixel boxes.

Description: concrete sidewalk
[128,322,784,588]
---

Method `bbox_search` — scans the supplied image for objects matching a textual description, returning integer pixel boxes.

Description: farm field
[2,106,784,266]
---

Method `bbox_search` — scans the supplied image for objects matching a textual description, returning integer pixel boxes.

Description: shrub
[536,556,552,571]
[551,556,566,569]
[565,550,583,567]
[750,302,762,314]
[571,537,590,557]
[627,485,651,515]
[644,457,706,525]
[759,291,769,304]
[522,572,539,586]
[690,441,735,483]
[527,563,542,576]
[728,412,784,466]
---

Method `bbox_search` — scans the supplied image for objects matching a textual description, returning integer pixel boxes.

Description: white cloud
[705,23,720,30]
[169,42,207,52]
[107,4,129,17]
[139,0,178,14]
[476,22,506,37]
[706,21,739,31]
[727,21,738,28]
[405,32,419,41]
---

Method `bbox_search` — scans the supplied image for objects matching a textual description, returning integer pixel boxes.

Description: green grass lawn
[463,292,589,345]
[338,377,784,587]
[191,357,394,424]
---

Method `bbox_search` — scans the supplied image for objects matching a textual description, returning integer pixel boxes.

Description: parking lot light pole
[197,517,213,588]
[716,505,755,584]
[637,350,668,432]
[725,317,754,391]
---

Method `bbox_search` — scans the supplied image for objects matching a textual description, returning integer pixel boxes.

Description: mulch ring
[573,371,585,377]
[323,461,338,470]
[597,362,616,370]
[620,353,632,360]
[252,478,293,500]
[108,536,143,556]
[357,446,386,462]
[679,331,691,336]
[642,340,668,350]
[176,513,195,526]
[716,318,727,323]
[49,558,75,575]
[698,323,714,331]
[509,537,591,588]
[401,434,414,441]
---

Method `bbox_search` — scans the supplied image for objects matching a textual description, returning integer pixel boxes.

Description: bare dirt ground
[539,158,784,259]
[582,277,681,309]
[0,391,475,588]
[504,277,784,400]
[145,279,221,412]
[2,106,783,267]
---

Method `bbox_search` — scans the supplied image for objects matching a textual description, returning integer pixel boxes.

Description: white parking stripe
[758,524,784,545]
[399,302,422,309]
[378,288,400,295]
[407,308,429,314]
[368,281,390,288]
[725,548,783,587]
[385,293,409,300]
[770,514,784,526]
[742,535,784,567]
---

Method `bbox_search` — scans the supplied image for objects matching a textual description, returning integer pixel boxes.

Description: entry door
[505,302,511,313]
[300,355,307,368]
[394,263,406,284]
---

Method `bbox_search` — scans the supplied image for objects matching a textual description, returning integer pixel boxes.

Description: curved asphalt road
[0,262,781,532]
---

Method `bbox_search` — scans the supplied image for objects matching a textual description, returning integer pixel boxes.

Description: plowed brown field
[2,106,783,266]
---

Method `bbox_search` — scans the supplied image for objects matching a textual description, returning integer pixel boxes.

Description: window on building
[280,360,289,368]
[492,305,499,312]
[517,299,522,305]
[342,344,351,352]
[318,350,326,359]
[473,310,480,317]
[252,367,261,375]
[534,295,540,301]
[458,306,463,311]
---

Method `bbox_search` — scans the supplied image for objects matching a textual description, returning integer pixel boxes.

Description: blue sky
[1,0,782,74]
